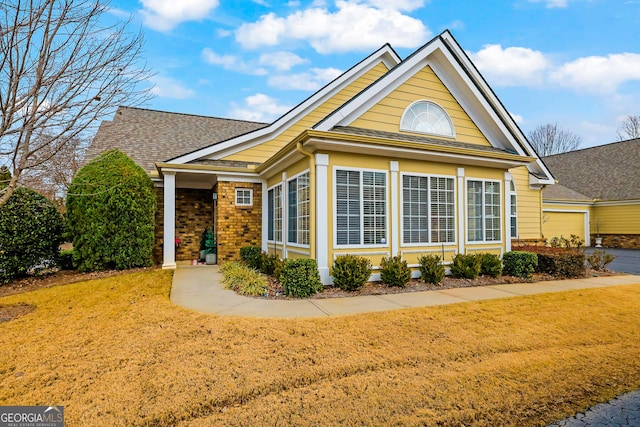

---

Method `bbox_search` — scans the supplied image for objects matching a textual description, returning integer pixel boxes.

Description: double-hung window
[467,180,501,242]
[335,169,386,246]
[267,185,282,242]
[287,172,310,246]
[402,175,455,244]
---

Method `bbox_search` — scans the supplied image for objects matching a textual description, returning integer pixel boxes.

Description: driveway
[587,248,640,275]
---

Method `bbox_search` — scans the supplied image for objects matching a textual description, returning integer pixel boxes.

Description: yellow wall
[592,204,640,234]
[223,62,390,164]
[350,65,491,146]
[510,166,543,240]
[543,210,588,241]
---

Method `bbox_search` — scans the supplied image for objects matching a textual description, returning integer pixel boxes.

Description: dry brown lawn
[1,269,639,426]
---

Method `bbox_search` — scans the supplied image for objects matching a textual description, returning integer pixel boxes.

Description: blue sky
[109,0,640,148]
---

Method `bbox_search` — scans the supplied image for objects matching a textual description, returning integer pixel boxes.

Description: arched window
[400,100,454,137]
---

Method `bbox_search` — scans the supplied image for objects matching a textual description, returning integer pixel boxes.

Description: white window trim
[235,188,253,207]
[287,170,311,249]
[400,172,457,247]
[333,166,389,250]
[399,99,456,138]
[267,183,283,244]
[465,178,503,245]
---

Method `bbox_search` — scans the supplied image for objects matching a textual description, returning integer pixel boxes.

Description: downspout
[297,141,316,260]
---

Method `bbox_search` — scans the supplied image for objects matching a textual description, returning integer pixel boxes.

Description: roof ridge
[543,137,640,158]
[118,105,268,126]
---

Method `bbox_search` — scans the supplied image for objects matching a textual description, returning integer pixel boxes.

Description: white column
[281,172,288,259]
[504,172,513,253]
[390,161,399,257]
[162,172,177,269]
[315,154,330,284]
[457,167,465,255]
[261,180,268,252]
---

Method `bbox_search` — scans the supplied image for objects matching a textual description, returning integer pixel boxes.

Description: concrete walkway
[170,265,640,318]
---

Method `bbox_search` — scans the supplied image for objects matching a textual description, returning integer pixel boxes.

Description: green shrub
[220,261,268,296]
[280,258,322,298]
[586,250,616,271]
[503,251,538,278]
[0,187,65,283]
[58,249,75,270]
[537,251,585,277]
[478,253,502,278]
[240,245,262,270]
[66,149,156,271]
[332,255,372,291]
[379,255,411,287]
[259,253,283,276]
[203,226,216,255]
[417,254,445,285]
[450,253,481,279]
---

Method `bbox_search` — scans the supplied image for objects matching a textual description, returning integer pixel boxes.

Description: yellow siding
[592,204,640,234]
[543,211,587,241]
[351,65,491,146]
[223,62,391,163]
[510,166,543,240]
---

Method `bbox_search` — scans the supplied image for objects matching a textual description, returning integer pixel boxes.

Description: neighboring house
[87,30,555,283]
[542,138,640,248]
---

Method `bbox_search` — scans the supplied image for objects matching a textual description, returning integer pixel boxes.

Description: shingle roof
[542,183,591,202]
[86,106,268,172]
[331,126,518,156]
[542,138,640,201]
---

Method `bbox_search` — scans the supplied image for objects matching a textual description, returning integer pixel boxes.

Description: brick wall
[153,187,214,263]
[216,181,262,262]
[592,234,640,249]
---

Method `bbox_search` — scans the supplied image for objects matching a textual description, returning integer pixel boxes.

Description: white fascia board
[168,45,401,165]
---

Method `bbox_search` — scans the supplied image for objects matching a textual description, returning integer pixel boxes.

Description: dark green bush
[478,253,502,278]
[66,149,156,272]
[417,254,445,285]
[260,252,282,276]
[0,187,65,283]
[58,249,75,270]
[586,249,616,271]
[503,251,538,278]
[536,251,585,277]
[450,253,481,279]
[240,245,262,270]
[203,226,216,255]
[379,255,411,287]
[332,255,372,291]
[279,258,322,298]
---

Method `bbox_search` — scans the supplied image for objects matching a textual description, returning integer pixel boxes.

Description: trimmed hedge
[503,251,538,278]
[478,253,502,278]
[536,251,585,277]
[332,255,372,291]
[66,149,156,271]
[240,245,262,270]
[417,254,445,285]
[0,187,65,283]
[280,258,322,298]
[379,255,411,287]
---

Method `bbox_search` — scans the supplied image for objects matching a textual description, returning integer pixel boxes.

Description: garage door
[543,211,587,242]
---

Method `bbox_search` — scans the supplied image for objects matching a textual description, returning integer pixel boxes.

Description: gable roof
[86,106,267,172]
[314,30,553,184]
[167,44,401,165]
[542,182,592,202]
[542,138,640,201]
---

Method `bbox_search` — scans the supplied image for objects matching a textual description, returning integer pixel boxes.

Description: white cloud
[528,0,569,7]
[366,0,427,11]
[259,51,308,71]
[149,76,195,99]
[268,67,343,90]
[510,113,525,124]
[229,94,292,122]
[550,53,640,94]
[139,0,219,31]
[235,1,430,54]
[469,44,550,87]
[201,48,268,75]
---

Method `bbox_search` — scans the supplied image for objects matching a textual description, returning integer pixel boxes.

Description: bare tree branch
[528,123,582,157]
[0,0,153,207]
[616,114,640,141]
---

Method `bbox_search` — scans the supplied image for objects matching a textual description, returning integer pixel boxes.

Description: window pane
[267,189,274,241]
